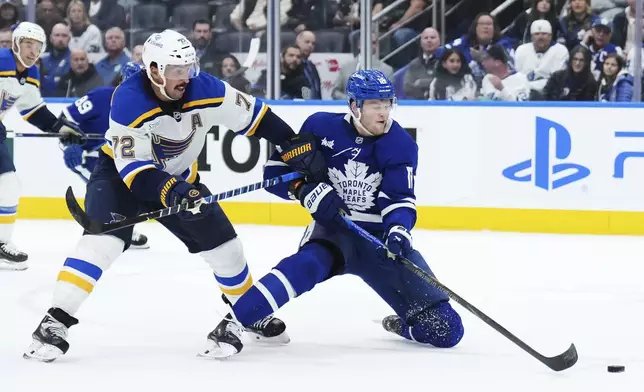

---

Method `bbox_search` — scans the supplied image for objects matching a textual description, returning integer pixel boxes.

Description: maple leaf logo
[328,161,382,211]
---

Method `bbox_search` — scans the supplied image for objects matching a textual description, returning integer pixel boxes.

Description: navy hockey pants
[84,152,236,252]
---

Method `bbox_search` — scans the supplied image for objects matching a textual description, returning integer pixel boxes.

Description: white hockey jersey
[480,72,531,101]
[514,42,569,92]
[0,48,45,122]
[103,71,267,188]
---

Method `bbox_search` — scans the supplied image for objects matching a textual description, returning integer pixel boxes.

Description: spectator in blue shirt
[597,53,633,102]
[40,22,71,96]
[94,26,129,84]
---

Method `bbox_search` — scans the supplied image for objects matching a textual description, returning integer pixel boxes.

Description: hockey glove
[385,225,413,257]
[278,132,328,183]
[52,115,85,146]
[160,176,207,221]
[63,145,84,170]
[294,181,348,230]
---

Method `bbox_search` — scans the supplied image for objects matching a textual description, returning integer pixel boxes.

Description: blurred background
[13,0,644,102]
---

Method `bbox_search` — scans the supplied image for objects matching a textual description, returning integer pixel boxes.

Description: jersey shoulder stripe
[181,72,226,112]
[110,72,162,129]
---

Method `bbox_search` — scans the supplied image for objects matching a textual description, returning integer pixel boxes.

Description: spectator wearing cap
[515,20,568,97]
[543,45,597,101]
[557,0,601,50]
[581,18,621,80]
[437,13,515,84]
[480,44,530,101]
[404,27,441,99]
[611,0,642,54]
[597,53,633,102]
[507,0,561,45]
[40,23,72,97]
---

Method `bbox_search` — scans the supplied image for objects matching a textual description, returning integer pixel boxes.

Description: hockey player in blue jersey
[24,29,328,362]
[61,62,149,249]
[0,22,84,270]
[205,69,464,358]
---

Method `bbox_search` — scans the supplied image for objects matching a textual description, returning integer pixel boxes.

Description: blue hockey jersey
[62,85,115,173]
[265,112,418,233]
[587,43,619,79]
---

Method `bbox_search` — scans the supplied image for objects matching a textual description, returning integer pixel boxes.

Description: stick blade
[64,186,103,234]
[242,38,260,68]
[543,343,578,372]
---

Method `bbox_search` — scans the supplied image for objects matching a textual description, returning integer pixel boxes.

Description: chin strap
[147,72,176,101]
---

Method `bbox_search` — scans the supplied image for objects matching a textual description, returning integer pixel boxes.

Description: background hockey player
[204,70,464,358]
[24,29,328,362]
[61,61,149,249]
[0,22,84,270]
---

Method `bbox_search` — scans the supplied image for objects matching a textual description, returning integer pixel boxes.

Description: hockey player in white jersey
[23,29,328,362]
[480,44,531,101]
[0,22,84,270]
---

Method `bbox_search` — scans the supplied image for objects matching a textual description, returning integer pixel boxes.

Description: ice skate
[130,231,150,250]
[382,315,403,337]
[221,294,290,344]
[198,315,244,359]
[23,308,78,362]
[0,242,28,270]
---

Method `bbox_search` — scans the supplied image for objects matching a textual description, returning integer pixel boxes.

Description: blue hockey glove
[295,181,348,230]
[278,132,328,183]
[63,145,84,169]
[385,225,413,257]
[160,176,207,221]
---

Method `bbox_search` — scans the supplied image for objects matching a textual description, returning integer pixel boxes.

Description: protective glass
[164,62,200,80]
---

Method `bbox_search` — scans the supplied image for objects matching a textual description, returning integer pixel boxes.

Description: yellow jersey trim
[247,104,269,137]
[182,97,224,110]
[128,107,163,128]
[0,70,16,77]
[101,144,114,158]
[186,161,198,184]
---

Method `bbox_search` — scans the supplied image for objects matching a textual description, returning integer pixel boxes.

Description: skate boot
[0,242,28,270]
[198,314,244,359]
[221,294,290,344]
[130,231,150,250]
[382,315,403,337]
[24,308,78,362]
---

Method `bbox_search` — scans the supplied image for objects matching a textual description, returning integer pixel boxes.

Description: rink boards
[7,99,644,235]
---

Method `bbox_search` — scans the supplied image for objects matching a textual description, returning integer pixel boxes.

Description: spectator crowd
[1,0,641,102]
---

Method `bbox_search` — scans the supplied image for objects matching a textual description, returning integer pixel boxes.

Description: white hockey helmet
[12,22,47,68]
[142,29,199,100]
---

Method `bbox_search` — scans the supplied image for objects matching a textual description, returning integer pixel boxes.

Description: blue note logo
[502,117,590,190]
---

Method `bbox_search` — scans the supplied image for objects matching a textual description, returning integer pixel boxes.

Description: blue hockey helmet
[346,69,396,108]
[119,61,143,82]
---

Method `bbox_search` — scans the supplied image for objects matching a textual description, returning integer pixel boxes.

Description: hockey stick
[340,216,578,372]
[223,37,260,82]
[65,171,304,235]
[10,132,105,139]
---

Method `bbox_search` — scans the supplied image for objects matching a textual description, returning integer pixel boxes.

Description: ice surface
[1,221,643,391]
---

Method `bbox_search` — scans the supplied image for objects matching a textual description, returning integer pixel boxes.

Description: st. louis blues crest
[0,90,18,113]
[151,129,195,168]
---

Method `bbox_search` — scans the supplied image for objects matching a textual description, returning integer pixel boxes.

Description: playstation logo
[502,117,590,190]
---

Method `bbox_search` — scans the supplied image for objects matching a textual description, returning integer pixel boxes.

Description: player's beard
[169,82,188,99]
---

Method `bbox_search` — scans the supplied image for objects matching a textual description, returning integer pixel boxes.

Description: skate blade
[197,341,240,360]
[129,244,150,250]
[23,341,63,363]
[247,330,291,345]
[0,260,28,271]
